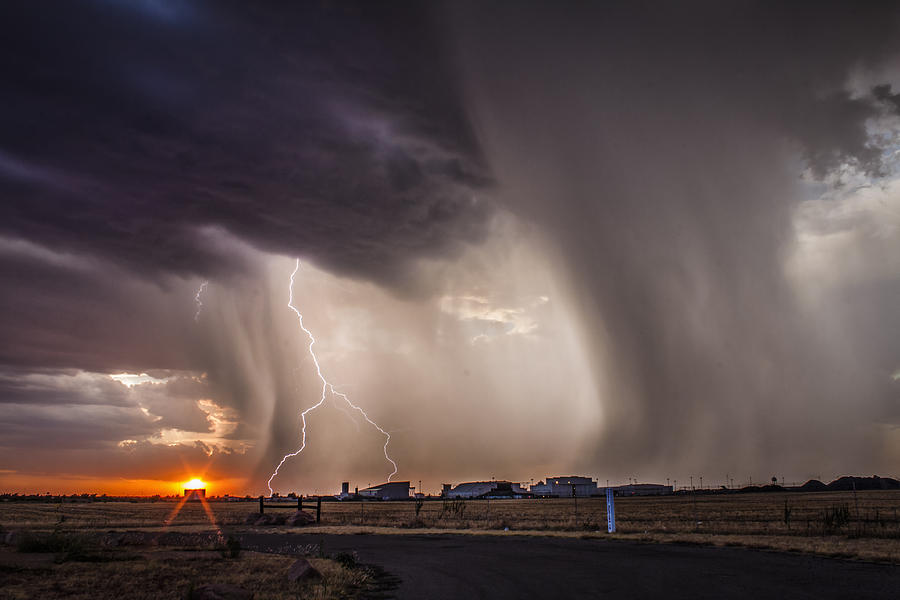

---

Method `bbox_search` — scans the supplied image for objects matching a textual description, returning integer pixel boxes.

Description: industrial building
[357,481,412,500]
[446,481,531,499]
[531,476,598,497]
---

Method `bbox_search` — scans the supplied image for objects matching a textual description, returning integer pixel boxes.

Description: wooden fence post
[259,495,264,514]
[316,497,321,523]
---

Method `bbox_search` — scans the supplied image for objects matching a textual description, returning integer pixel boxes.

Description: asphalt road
[239,532,900,599]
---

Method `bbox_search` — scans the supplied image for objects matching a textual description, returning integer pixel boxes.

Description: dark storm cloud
[0,0,490,287]
[0,246,197,371]
[0,369,131,406]
[873,84,900,113]
[792,91,883,177]
[0,401,157,449]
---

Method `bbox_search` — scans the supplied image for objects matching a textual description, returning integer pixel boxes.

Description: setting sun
[183,478,206,489]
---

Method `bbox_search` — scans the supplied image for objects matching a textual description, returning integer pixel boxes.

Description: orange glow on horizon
[183,478,207,490]
[0,473,248,497]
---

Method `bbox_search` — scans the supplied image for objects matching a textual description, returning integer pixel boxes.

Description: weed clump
[823,504,851,531]
[216,534,241,558]
[439,499,466,520]
[333,551,358,569]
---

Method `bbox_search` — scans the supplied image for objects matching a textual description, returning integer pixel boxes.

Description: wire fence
[2,491,898,539]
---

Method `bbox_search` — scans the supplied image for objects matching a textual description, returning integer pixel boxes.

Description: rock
[189,583,253,600]
[286,558,322,582]
[285,511,316,527]
[253,515,272,526]
[244,513,260,525]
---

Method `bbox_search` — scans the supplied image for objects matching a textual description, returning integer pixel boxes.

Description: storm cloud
[1,1,900,493]
[0,1,491,287]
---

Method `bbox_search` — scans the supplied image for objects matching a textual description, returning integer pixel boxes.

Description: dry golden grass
[2,490,898,564]
[0,547,368,600]
[0,501,230,530]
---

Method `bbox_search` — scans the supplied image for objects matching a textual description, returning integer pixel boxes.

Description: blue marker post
[606,487,616,533]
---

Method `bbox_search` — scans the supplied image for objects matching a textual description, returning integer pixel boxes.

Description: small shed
[184,488,206,501]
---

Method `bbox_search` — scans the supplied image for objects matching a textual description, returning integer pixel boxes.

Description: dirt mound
[798,479,827,492]
[826,476,900,491]
[285,510,316,526]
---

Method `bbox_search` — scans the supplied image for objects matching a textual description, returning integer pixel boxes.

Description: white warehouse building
[446,481,530,499]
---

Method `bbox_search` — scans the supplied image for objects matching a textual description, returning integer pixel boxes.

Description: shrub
[17,531,95,562]
[217,535,241,559]
[333,551,358,569]
[439,499,466,520]
[823,504,851,530]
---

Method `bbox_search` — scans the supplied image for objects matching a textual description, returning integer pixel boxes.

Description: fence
[257,495,321,523]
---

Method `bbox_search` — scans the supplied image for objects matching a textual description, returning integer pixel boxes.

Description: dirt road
[239,532,900,599]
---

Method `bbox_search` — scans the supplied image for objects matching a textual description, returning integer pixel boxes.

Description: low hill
[798,479,828,492]
[825,476,900,491]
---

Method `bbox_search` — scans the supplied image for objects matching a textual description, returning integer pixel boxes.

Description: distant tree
[771,477,778,485]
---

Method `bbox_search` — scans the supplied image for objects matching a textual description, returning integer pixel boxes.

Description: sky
[1,1,900,496]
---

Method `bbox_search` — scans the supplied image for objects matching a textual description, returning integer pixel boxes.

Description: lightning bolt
[194,281,209,321]
[267,259,398,496]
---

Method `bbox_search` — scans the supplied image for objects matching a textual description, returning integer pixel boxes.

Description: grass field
[4,491,897,535]
[2,491,899,563]
[0,548,366,600]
